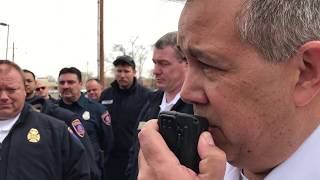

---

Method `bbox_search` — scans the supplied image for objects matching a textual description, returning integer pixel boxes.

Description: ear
[294,41,320,107]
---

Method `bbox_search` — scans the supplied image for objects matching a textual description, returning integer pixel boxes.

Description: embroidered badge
[27,128,41,143]
[82,111,90,121]
[71,119,85,138]
[101,111,112,126]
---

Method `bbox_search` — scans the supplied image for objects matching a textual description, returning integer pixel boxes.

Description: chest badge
[27,128,40,143]
[82,111,90,120]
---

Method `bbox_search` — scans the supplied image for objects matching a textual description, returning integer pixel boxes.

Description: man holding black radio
[138,0,320,179]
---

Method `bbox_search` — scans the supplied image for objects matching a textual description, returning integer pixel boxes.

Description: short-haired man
[35,80,57,103]
[127,31,193,180]
[57,67,113,179]
[23,69,38,102]
[138,0,320,180]
[100,55,151,180]
[85,78,103,101]
[0,60,90,180]
[140,31,193,121]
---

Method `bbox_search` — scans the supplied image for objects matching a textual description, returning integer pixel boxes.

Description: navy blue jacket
[28,96,101,180]
[0,104,90,180]
[100,79,151,156]
[58,94,113,170]
[100,78,151,180]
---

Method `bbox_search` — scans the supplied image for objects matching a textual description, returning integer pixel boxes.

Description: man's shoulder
[25,109,67,130]
[100,87,113,100]
[84,98,106,113]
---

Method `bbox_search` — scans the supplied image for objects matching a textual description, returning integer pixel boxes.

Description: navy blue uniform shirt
[58,94,113,169]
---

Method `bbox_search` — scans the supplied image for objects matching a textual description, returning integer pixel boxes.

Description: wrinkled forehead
[0,64,24,83]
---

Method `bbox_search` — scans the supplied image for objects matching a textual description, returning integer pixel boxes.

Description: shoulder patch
[71,119,85,138]
[101,111,112,126]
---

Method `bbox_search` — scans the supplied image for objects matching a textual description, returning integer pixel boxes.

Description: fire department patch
[101,111,111,126]
[71,119,85,138]
[27,128,40,143]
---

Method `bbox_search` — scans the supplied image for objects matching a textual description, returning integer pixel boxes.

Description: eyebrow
[181,43,232,68]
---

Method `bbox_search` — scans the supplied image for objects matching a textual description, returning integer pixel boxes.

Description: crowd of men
[0,31,192,180]
[2,0,320,179]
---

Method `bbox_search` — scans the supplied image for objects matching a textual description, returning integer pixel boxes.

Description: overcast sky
[0,0,184,78]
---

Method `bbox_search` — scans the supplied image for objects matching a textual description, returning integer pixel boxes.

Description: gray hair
[237,0,320,63]
[154,31,185,62]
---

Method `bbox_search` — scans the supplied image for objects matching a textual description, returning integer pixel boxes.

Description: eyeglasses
[36,86,46,91]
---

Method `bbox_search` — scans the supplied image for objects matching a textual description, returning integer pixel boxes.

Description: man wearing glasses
[35,80,57,103]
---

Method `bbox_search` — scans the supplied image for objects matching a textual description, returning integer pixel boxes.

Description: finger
[139,119,179,166]
[138,150,156,180]
[197,132,226,180]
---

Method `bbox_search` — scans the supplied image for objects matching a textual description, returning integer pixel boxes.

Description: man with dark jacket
[57,67,113,179]
[127,31,194,180]
[0,60,90,180]
[28,96,101,180]
[100,55,151,180]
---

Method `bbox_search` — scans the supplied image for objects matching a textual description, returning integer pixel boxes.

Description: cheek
[208,76,294,144]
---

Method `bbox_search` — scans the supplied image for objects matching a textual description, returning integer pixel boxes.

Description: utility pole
[98,0,105,88]
[12,42,14,62]
[0,23,9,60]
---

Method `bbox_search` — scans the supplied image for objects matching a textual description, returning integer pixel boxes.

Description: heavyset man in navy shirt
[0,60,90,180]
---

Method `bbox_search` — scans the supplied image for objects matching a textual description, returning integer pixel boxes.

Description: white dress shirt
[159,92,181,113]
[0,114,20,143]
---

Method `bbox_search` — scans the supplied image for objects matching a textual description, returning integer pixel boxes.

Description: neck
[63,95,80,105]
[165,88,181,103]
[26,92,35,99]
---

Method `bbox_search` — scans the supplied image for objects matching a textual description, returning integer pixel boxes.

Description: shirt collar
[265,125,320,179]
[224,125,320,180]
[0,113,20,131]
[159,92,181,112]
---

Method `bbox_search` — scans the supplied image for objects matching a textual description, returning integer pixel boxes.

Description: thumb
[197,132,226,180]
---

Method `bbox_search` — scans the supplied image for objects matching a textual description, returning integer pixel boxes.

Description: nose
[61,82,70,89]
[0,91,9,102]
[153,64,161,76]
[181,64,208,104]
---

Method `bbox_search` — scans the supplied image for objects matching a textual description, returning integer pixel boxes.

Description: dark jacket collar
[13,103,32,127]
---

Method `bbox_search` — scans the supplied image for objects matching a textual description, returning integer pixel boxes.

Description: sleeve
[50,104,102,180]
[97,105,114,164]
[61,126,91,180]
